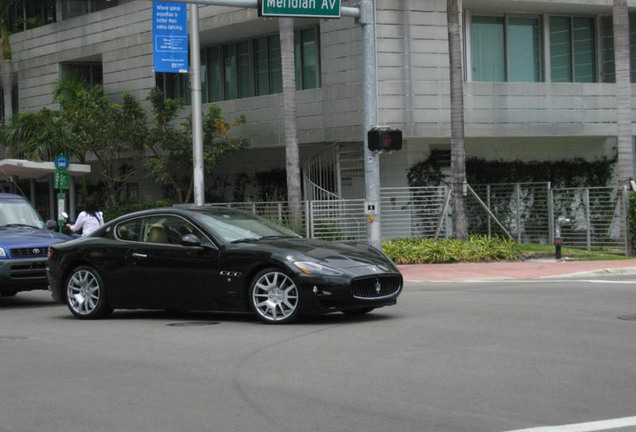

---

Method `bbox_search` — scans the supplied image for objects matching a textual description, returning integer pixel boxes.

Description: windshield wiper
[230,237,261,244]
[258,235,296,240]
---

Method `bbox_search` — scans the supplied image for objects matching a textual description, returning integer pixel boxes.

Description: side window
[115,218,143,241]
[142,215,211,246]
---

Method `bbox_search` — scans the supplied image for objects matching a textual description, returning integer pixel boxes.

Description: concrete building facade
[4,0,636,204]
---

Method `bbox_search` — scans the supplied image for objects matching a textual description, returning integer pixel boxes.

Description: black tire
[65,265,113,319]
[249,268,300,324]
[342,307,375,316]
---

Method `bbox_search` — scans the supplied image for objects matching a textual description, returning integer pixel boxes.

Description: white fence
[209,183,629,253]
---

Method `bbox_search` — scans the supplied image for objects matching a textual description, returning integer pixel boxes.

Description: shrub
[382,235,521,264]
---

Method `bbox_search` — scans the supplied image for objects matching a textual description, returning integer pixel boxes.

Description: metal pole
[190,4,205,205]
[361,0,381,249]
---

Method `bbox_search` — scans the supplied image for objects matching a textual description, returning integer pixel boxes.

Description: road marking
[576,280,636,284]
[503,416,636,432]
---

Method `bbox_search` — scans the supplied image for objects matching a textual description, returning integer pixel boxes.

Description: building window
[468,13,598,83]
[295,27,320,89]
[59,0,118,20]
[0,80,19,122]
[60,62,103,86]
[155,72,191,104]
[470,15,541,82]
[222,41,251,100]
[254,36,282,96]
[600,14,636,83]
[155,27,320,102]
[550,16,596,82]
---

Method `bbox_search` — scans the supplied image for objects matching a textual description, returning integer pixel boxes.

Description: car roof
[0,193,28,200]
[110,205,249,223]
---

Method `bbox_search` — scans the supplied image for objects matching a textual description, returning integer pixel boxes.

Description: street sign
[261,0,341,18]
[152,2,189,73]
[54,171,69,190]
[55,154,69,170]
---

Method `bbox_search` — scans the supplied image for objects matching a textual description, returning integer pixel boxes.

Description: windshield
[194,210,301,243]
[0,199,45,229]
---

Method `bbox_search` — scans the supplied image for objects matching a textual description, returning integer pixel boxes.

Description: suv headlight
[0,247,7,258]
[293,261,343,276]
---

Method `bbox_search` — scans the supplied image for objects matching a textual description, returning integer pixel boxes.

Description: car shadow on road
[0,294,57,309]
[50,308,400,325]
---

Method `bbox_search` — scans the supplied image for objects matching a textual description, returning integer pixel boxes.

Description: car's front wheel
[249,268,300,324]
[66,265,112,319]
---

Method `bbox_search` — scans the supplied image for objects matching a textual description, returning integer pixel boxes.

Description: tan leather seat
[148,225,168,244]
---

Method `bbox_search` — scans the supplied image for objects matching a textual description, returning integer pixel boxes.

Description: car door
[116,215,222,310]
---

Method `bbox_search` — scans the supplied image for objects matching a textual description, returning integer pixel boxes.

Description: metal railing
[208,183,629,253]
[551,186,628,251]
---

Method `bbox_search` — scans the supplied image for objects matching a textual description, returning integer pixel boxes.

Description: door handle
[131,252,148,259]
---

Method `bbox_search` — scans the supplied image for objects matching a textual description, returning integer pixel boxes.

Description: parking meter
[555,216,572,260]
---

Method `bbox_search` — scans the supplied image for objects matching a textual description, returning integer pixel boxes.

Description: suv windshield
[0,199,45,229]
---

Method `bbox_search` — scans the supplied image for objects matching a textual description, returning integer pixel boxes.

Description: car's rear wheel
[249,268,300,324]
[66,265,112,319]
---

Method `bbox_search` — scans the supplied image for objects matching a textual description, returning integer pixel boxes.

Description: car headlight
[293,261,343,276]
[0,247,6,258]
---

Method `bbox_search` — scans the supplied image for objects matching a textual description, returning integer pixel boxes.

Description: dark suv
[0,193,70,296]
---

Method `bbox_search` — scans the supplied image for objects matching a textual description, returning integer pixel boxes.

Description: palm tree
[447,0,468,239]
[0,0,19,125]
[279,17,302,228]
[613,0,633,187]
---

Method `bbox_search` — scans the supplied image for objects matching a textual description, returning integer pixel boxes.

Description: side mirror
[181,233,202,247]
[45,220,58,231]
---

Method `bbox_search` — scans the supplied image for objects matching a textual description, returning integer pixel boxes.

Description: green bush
[382,235,521,264]
[628,191,636,254]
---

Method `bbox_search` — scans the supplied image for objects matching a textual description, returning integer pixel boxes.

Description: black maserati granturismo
[47,206,402,324]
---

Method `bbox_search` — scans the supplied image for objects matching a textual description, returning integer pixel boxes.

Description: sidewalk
[397,258,636,282]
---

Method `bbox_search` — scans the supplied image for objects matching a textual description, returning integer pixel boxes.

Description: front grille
[10,261,48,279]
[9,246,49,258]
[352,275,402,299]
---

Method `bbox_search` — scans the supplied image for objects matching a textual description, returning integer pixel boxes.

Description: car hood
[244,237,399,272]
[0,227,71,248]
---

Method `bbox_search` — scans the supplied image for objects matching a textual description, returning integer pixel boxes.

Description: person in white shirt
[67,195,104,236]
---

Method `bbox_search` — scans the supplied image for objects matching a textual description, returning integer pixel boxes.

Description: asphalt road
[1,277,635,432]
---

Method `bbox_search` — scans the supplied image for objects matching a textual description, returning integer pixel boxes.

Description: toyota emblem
[32,248,41,255]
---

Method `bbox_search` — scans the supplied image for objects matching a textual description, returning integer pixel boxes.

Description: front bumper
[0,257,49,292]
[297,272,403,314]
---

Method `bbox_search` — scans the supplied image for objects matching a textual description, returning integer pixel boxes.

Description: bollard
[555,216,571,260]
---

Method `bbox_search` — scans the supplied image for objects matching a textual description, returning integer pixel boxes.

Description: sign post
[54,154,69,233]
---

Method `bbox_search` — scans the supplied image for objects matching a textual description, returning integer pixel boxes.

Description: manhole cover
[0,336,28,342]
[618,314,636,321]
[166,321,220,327]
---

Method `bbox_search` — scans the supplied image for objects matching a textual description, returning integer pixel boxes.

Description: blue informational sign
[152,2,188,73]
[55,154,69,170]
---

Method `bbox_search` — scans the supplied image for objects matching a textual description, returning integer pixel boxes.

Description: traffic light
[367,128,402,152]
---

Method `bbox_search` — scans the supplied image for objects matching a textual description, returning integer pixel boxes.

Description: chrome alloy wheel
[251,270,299,323]
[67,267,103,317]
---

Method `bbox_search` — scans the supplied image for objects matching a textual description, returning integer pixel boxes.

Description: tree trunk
[279,18,302,228]
[447,0,468,239]
[613,0,633,187]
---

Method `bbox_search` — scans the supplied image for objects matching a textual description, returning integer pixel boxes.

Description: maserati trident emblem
[375,279,381,294]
